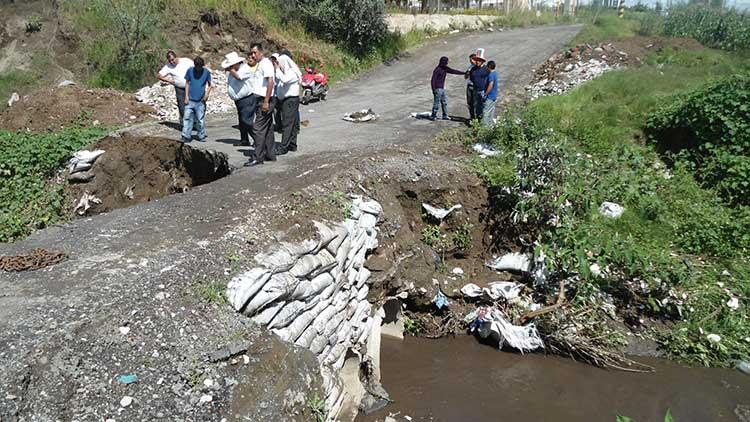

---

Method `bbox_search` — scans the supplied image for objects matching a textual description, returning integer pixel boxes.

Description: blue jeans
[483,98,497,127]
[182,100,207,141]
[431,88,448,119]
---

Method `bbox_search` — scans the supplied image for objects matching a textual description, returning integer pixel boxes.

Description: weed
[403,315,420,336]
[25,16,43,33]
[307,394,326,422]
[192,280,228,306]
[452,223,474,251]
[616,409,674,422]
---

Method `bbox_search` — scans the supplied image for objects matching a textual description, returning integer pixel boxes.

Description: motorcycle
[300,66,329,105]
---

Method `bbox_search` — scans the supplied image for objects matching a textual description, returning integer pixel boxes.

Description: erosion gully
[359,335,750,422]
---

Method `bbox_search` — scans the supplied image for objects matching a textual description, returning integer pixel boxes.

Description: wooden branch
[518,279,566,324]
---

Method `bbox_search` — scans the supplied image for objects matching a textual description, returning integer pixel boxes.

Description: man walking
[181,57,212,142]
[223,52,256,147]
[273,52,302,155]
[465,53,478,120]
[157,51,193,129]
[469,48,490,123]
[482,61,499,127]
[246,43,276,167]
[430,56,466,121]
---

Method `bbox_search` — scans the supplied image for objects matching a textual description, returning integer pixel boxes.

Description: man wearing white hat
[223,52,256,147]
[469,48,490,122]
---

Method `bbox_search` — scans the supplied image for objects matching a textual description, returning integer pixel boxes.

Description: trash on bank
[69,149,105,174]
[74,191,102,215]
[460,281,524,301]
[472,143,501,157]
[422,203,462,221]
[118,374,138,384]
[734,360,750,375]
[343,109,377,122]
[486,252,532,273]
[599,201,625,219]
[433,291,449,309]
[7,92,19,108]
[466,306,544,352]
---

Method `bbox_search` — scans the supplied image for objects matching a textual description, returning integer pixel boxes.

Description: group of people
[156,43,301,167]
[430,48,499,126]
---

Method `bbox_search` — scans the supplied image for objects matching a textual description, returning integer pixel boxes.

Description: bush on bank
[664,6,750,51]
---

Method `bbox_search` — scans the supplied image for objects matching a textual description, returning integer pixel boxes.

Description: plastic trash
[472,143,501,157]
[484,281,523,301]
[118,374,138,384]
[343,109,377,122]
[486,253,532,273]
[599,201,625,218]
[7,92,19,108]
[735,360,750,375]
[460,283,483,298]
[69,149,105,174]
[468,306,544,352]
[434,291,449,309]
[422,203,462,220]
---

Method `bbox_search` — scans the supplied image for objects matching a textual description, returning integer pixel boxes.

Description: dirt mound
[0,85,155,132]
[67,135,230,215]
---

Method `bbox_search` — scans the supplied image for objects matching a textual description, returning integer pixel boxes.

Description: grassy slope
[469,14,750,366]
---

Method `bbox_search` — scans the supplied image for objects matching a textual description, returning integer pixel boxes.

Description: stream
[357,335,750,422]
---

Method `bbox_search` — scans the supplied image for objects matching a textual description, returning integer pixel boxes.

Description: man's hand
[262,100,270,113]
[203,95,209,102]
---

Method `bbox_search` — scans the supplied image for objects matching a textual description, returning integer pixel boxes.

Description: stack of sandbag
[227,196,383,421]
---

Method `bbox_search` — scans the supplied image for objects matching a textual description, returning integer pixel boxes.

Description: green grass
[0,71,40,113]
[570,9,639,45]
[0,127,108,242]
[467,46,750,367]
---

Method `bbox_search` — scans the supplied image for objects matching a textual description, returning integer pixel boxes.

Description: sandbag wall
[227,197,383,420]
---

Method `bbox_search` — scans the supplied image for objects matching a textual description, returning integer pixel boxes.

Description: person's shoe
[198,137,208,143]
[267,156,277,162]
[239,141,251,146]
[428,115,436,121]
[276,148,288,155]
[442,116,451,121]
[180,137,191,143]
[288,146,297,152]
[244,160,263,167]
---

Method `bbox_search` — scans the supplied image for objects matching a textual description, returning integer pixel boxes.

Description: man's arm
[262,76,273,112]
[157,73,175,85]
[204,78,212,102]
[184,81,190,104]
[447,66,465,75]
[485,74,495,98]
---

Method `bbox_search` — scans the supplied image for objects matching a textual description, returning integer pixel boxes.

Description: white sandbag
[346,299,359,319]
[332,348,347,371]
[460,283,484,298]
[283,239,318,257]
[310,333,329,354]
[333,292,351,314]
[70,161,93,173]
[359,213,378,229]
[271,326,294,342]
[324,343,346,366]
[357,284,370,301]
[253,301,285,327]
[486,252,532,273]
[254,248,296,274]
[323,311,347,338]
[312,304,339,334]
[355,317,373,344]
[350,198,363,219]
[290,272,333,301]
[348,245,368,272]
[335,235,352,272]
[69,150,105,173]
[290,254,323,278]
[365,231,379,250]
[313,221,339,253]
[268,301,307,330]
[319,280,338,301]
[422,203,462,220]
[355,267,371,288]
[326,224,350,254]
[243,272,296,316]
[359,200,383,216]
[308,249,337,279]
[327,385,346,422]
[485,281,524,301]
[286,298,332,342]
[296,325,319,349]
[227,268,272,311]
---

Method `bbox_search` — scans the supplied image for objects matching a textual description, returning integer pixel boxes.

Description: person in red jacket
[430,56,466,121]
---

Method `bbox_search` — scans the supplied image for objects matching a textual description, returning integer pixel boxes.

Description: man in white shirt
[156,51,194,128]
[246,43,276,167]
[273,51,302,155]
[223,52,256,147]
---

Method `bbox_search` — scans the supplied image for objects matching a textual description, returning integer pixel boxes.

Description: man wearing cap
[157,51,194,129]
[469,48,490,123]
[223,52,256,147]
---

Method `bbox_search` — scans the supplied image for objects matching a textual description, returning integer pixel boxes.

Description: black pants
[175,86,186,122]
[473,90,485,122]
[235,94,257,145]
[279,96,300,152]
[251,97,277,163]
[466,84,475,120]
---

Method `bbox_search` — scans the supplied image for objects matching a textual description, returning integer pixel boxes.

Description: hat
[221,52,244,69]
[474,48,487,62]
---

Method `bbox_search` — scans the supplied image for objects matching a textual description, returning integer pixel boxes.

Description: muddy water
[358,335,750,422]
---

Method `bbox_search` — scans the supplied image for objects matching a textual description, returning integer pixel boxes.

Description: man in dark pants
[469,48,490,123]
[157,51,193,129]
[465,53,478,120]
[223,52,256,147]
[246,43,276,167]
[273,53,302,154]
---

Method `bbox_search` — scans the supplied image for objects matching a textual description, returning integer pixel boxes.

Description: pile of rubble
[135,69,234,121]
[527,43,631,99]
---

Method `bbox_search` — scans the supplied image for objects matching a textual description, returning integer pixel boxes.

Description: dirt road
[132,25,582,168]
[0,25,581,421]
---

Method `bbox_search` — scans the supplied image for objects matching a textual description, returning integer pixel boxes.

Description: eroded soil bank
[359,336,750,422]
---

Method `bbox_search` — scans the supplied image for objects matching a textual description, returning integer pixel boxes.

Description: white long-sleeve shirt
[274,55,302,99]
[226,62,254,101]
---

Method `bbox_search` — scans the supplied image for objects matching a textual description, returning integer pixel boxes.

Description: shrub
[663,6,750,51]
[646,73,750,205]
[297,0,388,55]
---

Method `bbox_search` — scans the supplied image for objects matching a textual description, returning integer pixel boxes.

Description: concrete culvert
[67,135,230,216]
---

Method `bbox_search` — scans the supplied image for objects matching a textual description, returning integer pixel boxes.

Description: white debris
[136,69,233,121]
[120,396,133,407]
[727,297,740,310]
[451,267,464,275]
[69,149,105,174]
[199,394,213,404]
[58,80,76,87]
[343,109,377,122]
[589,263,602,278]
[7,92,19,108]
[203,378,214,387]
[460,283,483,298]
[527,58,616,99]
[707,333,721,343]
[486,253,532,273]
[484,281,524,301]
[599,202,625,218]
[472,143,501,157]
[73,192,102,216]
[467,306,544,352]
[124,185,134,200]
[118,326,130,335]
[422,203,462,220]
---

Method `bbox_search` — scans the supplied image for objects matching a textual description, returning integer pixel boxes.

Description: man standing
[273,53,302,155]
[465,53,477,120]
[482,61,499,127]
[157,51,193,128]
[223,52,256,147]
[430,56,465,121]
[246,43,276,167]
[181,57,212,142]
[469,48,490,123]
